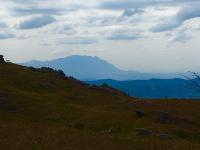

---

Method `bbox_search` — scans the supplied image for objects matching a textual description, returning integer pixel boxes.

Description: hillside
[1,62,200,149]
[22,55,182,80]
[88,79,200,99]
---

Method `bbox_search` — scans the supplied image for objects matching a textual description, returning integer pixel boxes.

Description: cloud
[163,27,193,43]
[8,0,89,17]
[0,21,8,28]
[177,5,200,22]
[99,1,156,10]
[58,37,98,45]
[151,5,200,32]
[12,7,64,16]
[54,25,77,35]
[122,9,144,17]
[9,0,44,3]
[18,15,56,29]
[99,0,200,10]
[107,29,142,41]
[173,32,192,43]
[0,21,15,40]
[0,31,15,39]
[151,21,181,32]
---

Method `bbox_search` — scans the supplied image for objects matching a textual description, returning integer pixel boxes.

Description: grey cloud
[0,21,15,39]
[87,15,119,27]
[18,15,56,29]
[0,32,15,40]
[99,0,200,10]
[122,9,144,17]
[100,1,152,10]
[55,25,77,35]
[177,5,200,22]
[151,21,181,32]
[9,0,47,4]
[173,31,192,43]
[151,5,200,32]
[9,0,86,16]
[0,21,8,28]
[164,28,193,43]
[12,7,64,16]
[59,37,98,45]
[107,29,142,41]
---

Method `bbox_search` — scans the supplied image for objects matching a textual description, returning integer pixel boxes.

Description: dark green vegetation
[1,62,200,150]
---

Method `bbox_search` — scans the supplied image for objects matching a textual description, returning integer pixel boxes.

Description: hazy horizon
[20,54,189,74]
[0,0,200,73]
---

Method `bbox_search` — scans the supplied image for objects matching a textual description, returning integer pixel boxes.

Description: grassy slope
[0,63,200,150]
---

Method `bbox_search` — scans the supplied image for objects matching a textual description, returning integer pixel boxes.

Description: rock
[104,128,114,134]
[156,133,173,140]
[0,55,5,63]
[135,110,145,118]
[159,110,172,123]
[135,128,153,137]
[135,128,173,140]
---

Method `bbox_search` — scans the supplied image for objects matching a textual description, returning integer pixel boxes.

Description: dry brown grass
[0,63,200,149]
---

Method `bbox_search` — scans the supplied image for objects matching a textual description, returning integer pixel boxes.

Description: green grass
[1,63,200,149]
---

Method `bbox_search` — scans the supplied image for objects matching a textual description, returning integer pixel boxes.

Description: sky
[0,0,200,73]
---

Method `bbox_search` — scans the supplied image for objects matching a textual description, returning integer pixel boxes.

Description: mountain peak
[22,55,181,80]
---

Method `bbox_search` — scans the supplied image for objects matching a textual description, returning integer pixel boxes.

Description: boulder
[104,128,113,134]
[159,110,172,123]
[135,110,145,118]
[135,128,153,137]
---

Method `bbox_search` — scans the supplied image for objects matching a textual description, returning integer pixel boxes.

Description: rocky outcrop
[0,55,5,63]
[28,66,66,79]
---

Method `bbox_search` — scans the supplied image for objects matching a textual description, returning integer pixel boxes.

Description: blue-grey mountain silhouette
[88,79,200,99]
[22,55,182,80]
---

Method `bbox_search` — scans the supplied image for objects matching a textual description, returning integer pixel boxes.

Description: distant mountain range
[88,79,200,99]
[21,55,200,98]
[22,55,185,80]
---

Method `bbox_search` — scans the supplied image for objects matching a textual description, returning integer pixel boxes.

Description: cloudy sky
[0,0,200,73]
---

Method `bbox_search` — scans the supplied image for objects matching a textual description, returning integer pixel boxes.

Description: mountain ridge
[88,78,200,99]
[22,55,183,80]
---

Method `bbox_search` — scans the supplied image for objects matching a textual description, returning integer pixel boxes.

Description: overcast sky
[0,0,200,73]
